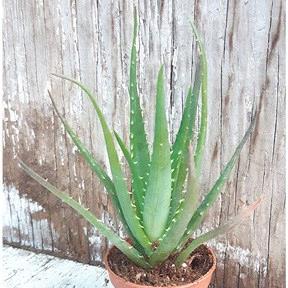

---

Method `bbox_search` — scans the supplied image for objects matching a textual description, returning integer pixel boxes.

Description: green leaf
[168,154,188,223]
[129,8,150,191]
[177,114,257,250]
[18,160,151,269]
[191,22,208,177]
[171,66,201,165]
[143,66,172,242]
[48,91,115,198]
[169,65,201,222]
[47,91,141,249]
[148,145,199,266]
[175,198,262,266]
[114,131,145,220]
[51,74,152,255]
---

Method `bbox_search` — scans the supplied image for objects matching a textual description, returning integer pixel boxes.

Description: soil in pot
[107,245,214,287]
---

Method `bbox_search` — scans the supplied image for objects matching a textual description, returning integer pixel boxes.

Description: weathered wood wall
[3,0,285,287]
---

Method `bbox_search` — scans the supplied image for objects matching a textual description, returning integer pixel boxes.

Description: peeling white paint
[72,162,77,177]
[88,227,102,262]
[80,179,85,190]
[194,225,267,275]
[71,145,78,154]
[88,227,102,247]
[209,240,267,275]
[58,139,66,167]
[5,106,19,122]
[3,185,58,250]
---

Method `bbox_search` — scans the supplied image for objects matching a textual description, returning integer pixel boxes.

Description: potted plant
[19,9,260,288]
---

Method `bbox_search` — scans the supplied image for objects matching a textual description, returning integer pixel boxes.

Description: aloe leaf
[171,66,201,165]
[129,8,150,190]
[48,91,140,247]
[18,160,151,269]
[149,145,199,266]
[191,22,208,177]
[143,66,172,242]
[114,131,145,219]
[177,115,256,250]
[51,74,152,255]
[175,198,262,266]
[168,154,188,223]
[169,65,201,221]
[48,91,115,197]
[19,160,150,269]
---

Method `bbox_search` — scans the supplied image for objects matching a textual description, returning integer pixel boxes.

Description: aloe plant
[19,10,260,269]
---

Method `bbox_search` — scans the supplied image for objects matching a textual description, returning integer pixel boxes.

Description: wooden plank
[3,245,112,288]
[3,0,285,286]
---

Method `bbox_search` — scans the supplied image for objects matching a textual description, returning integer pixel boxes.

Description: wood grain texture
[3,0,285,287]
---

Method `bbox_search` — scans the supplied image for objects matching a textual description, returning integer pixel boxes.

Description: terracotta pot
[105,245,216,288]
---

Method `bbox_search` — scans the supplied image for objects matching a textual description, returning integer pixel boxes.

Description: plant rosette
[19,7,261,288]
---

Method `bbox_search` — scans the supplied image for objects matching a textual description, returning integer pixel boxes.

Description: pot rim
[104,244,217,288]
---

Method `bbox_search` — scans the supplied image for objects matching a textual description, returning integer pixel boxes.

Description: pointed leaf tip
[143,65,171,241]
[175,197,262,265]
